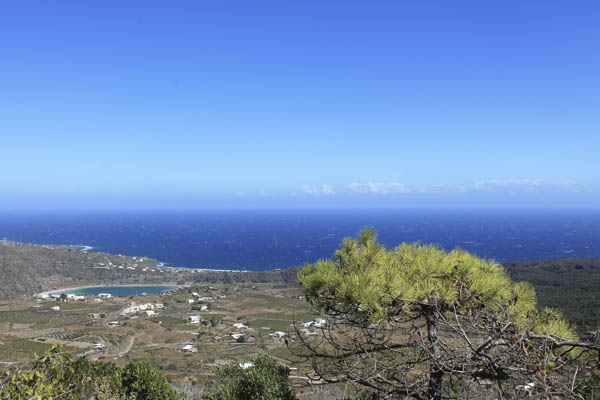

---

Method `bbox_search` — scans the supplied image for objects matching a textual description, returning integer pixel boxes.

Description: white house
[230,333,245,340]
[139,303,155,311]
[187,299,195,305]
[233,323,248,330]
[122,305,140,315]
[51,306,60,311]
[98,293,112,299]
[304,318,327,328]
[188,315,201,324]
[180,344,198,353]
[145,310,158,317]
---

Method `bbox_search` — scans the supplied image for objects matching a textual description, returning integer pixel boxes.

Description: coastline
[164,265,248,273]
[74,243,246,273]
[1,238,303,300]
[2,239,247,273]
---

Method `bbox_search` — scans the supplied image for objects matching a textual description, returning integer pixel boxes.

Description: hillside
[504,257,600,332]
[0,240,174,299]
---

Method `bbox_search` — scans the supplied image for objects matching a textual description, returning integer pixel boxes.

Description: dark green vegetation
[205,354,295,400]
[293,229,600,399]
[505,258,600,332]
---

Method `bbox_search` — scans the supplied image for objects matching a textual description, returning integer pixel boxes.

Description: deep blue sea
[1,210,599,271]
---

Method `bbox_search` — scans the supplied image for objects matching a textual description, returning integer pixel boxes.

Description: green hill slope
[504,258,600,333]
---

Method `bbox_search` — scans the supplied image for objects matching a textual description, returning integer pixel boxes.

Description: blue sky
[1,1,599,209]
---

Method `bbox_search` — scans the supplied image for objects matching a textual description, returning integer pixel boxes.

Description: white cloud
[348,182,407,194]
[472,179,544,192]
[344,179,587,196]
[321,184,335,195]
[301,184,335,196]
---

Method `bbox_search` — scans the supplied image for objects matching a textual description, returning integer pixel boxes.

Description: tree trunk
[426,313,443,400]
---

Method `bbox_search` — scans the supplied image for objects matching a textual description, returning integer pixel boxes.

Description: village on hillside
[0,281,324,388]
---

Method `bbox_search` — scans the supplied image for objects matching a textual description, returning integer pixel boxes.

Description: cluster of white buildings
[37,293,86,301]
[122,302,164,317]
[93,258,164,273]
[36,292,114,303]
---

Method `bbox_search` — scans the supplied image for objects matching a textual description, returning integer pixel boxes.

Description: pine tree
[290,228,600,399]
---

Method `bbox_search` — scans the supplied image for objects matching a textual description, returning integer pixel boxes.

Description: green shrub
[204,354,295,400]
[121,359,179,400]
[0,345,180,400]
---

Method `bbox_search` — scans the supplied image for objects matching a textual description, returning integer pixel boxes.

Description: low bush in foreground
[203,354,295,400]
[0,345,178,400]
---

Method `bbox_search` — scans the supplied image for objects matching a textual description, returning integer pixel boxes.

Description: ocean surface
[1,210,599,271]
